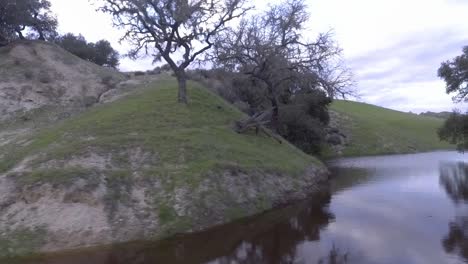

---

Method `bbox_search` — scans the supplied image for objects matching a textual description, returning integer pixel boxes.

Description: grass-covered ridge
[330,100,453,156]
[0,77,318,184]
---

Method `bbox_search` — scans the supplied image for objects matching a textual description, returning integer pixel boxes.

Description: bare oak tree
[98,0,249,103]
[213,0,353,129]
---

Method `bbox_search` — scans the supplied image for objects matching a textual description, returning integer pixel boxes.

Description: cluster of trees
[437,47,468,151]
[0,0,119,68]
[2,0,353,154]
[189,68,334,154]
[99,0,353,154]
[54,33,119,68]
[0,0,57,45]
[211,0,351,153]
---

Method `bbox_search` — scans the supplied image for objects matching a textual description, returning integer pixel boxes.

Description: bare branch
[96,0,251,103]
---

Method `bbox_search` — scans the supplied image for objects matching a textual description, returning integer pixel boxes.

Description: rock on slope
[0,40,124,121]
[0,72,327,257]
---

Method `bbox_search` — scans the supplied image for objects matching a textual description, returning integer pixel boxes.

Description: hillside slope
[0,41,166,159]
[0,77,327,257]
[0,41,126,121]
[329,100,453,156]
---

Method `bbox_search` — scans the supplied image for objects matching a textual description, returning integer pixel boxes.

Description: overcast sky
[49,0,468,113]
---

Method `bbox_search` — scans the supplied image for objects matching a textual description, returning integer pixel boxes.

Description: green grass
[329,100,453,157]
[0,78,318,187]
[13,167,99,187]
[0,227,47,258]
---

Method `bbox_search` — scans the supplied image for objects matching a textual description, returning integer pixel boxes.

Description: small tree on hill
[90,40,120,68]
[97,0,250,103]
[55,33,91,60]
[55,33,120,68]
[0,0,57,44]
[437,46,468,151]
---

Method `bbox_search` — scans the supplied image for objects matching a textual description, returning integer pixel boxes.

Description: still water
[9,151,468,264]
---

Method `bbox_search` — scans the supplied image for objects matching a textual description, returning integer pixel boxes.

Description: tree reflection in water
[440,162,468,203]
[442,216,468,261]
[439,162,468,261]
[9,191,339,264]
[212,192,334,264]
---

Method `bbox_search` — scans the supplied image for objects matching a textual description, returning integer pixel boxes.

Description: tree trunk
[176,71,188,104]
[0,34,8,46]
[38,30,45,41]
[270,97,280,132]
[264,82,280,132]
[15,29,25,40]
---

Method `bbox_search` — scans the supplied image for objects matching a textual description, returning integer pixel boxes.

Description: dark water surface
[8,151,468,264]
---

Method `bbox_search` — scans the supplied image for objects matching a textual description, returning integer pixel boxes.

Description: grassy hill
[0,76,326,256]
[0,76,317,180]
[329,100,453,157]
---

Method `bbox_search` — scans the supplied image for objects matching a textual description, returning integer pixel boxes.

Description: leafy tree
[189,68,333,154]
[278,88,332,154]
[438,46,468,103]
[438,111,468,151]
[55,33,91,60]
[55,33,120,68]
[437,46,468,151]
[0,0,57,44]
[97,0,250,103]
[90,40,119,68]
[0,2,16,45]
[213,0,352,130]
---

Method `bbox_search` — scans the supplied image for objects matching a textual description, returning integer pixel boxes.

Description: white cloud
[308,0,468,112]
[49,0,468,112]
[49,0,154,71]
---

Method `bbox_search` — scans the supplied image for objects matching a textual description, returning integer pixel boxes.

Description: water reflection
[328,167,373,193]
[8,152,468,264]
[442,216,468,261]
[211,192,334,264]
[7,192,335,264]
[440,162,468,204]
[439,162,468,262]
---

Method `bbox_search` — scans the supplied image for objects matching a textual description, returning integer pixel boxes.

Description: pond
[8,151,468,264]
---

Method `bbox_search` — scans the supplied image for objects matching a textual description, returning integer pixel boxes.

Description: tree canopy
[0,1,119,68]
[438,46,468,103]
[55,33,120,68]
[438,46,468,151]
[91,40,120,68]
[438,111,468,151]
[213,0,352,131]
[0,0,57,45]
[97,0,250,103]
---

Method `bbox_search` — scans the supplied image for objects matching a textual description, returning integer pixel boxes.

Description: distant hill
[328,100,453,157]
[419,111,452,119]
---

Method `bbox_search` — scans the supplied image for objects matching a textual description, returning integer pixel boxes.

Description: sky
[48,0,468,113]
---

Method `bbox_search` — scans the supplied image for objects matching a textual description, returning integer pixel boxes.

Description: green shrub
[278,90,331,155]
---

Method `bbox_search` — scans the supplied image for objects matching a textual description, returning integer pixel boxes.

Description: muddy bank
[3,189,331,264]
[0,163,328,257]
